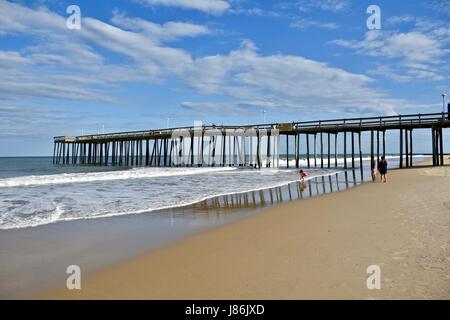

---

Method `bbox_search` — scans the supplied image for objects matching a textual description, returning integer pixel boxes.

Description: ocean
[0,155,427,230]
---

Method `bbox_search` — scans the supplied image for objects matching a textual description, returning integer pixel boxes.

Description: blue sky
[0,0,449,155]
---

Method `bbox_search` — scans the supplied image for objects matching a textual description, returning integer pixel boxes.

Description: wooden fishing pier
[53,112,449,169]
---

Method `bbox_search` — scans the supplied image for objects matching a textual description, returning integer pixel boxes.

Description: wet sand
[42,161,450,299]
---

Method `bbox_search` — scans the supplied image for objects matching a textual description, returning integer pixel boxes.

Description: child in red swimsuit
[299,169,308,182]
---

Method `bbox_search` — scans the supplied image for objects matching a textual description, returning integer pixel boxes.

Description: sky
[0,0,449,156]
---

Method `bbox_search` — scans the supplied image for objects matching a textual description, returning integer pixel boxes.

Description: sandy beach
[4,0,450,305]
[42,161,450,300]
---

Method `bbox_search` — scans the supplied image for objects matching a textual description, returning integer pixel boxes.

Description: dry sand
[42,162,450,299]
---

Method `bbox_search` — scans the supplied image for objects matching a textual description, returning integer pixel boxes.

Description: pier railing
[294,112,448,132]
[54,112,449,143]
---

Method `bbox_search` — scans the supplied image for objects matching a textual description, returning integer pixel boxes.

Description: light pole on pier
[442,93,447,113]
[262,110,267,124]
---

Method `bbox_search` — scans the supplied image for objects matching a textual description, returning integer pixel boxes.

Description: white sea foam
[0,166,237,188]
[0,166,344,230]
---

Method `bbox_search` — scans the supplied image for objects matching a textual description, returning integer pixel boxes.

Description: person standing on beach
[378,156,388,183]
[299,170,308,182]
[371,159,377,182]
[298,170,309,192]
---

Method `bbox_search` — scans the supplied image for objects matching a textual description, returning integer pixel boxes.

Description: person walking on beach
[371,159,377,182]
[378,156,388,183]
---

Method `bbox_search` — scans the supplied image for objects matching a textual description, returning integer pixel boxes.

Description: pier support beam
[53,143,57,164]
[439,128,444,166]
[358,131,363,174]
[409,129,413,167]
[351,131,355,169]
[334,133,338,167]
[376,130,380,165]
[266,132,271,168]
[370,130,375,169]
[314,134,317,167]
[286,134,289,168]
[256,130,261,168]
[62,143,66,165]
[344,132,347,169]
[433,127,444,166]
[306,134,310,168]
[327,133,331,168]
[295,133,300,168]
[432,128,437,166]
[320,132,324,168]
[399,129,404,168]
[160,139,165,166]
[146,140,150,166]
[405,129,409,167]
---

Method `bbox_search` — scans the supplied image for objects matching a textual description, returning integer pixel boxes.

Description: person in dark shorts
[378,156,388,183]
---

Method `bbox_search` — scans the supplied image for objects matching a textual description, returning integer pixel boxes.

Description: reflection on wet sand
[167,169,366,217]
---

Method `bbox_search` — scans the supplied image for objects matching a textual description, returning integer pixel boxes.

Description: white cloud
[297,0,350,12]
[0,51,119,102]
[429,0,450,16]
[386,15,415,26]
[182,40,413,116]
[0,1,197,101]
[0,50,31,66]
[0,102,132,141]
[369,65,445,82]
[0,0,65,35]
[111,11,212,41]
[228,7,281,18]
[332,25,450,81]
[181,101,257,116]
[80,17,193,77]
[365,31,442,63]
[140,0,230,14]
[290,18,339,30]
